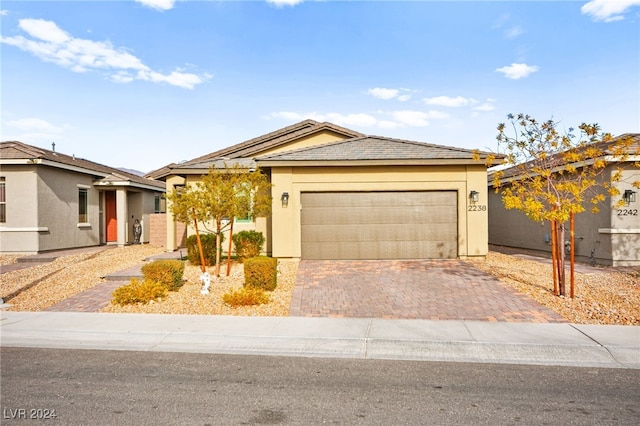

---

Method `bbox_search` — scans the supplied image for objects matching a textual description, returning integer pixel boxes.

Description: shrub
[112,278,167,305]
[243,256,278,291]
[141,259,185,291]
[222,286,270,307]
[186,233,224,266]
[232,230,265,262]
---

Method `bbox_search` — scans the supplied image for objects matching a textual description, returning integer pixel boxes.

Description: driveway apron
[289,260,566,322]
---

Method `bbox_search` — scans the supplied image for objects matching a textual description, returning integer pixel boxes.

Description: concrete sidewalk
[1,311,638,369]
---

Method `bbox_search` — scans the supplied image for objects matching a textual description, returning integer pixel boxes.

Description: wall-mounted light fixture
[623,189,636,206]
[469,190,479,203]
[281,192,289,208]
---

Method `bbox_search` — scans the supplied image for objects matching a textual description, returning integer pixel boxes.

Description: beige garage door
[301,191,458,260]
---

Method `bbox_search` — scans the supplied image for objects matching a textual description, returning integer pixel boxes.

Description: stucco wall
[488,164,640,266]
[37,166,101,251]
[0,165,41,253]
[270,164,489,259]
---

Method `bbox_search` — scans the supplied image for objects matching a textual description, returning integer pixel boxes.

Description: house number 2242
[468,205,487,212]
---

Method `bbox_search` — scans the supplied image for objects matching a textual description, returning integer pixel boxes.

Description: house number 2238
[468,205,487,212]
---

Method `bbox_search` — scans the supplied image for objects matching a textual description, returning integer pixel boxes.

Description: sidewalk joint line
[568,324,624,368]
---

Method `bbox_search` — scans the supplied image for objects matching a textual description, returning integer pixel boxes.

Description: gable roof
[0,141,165,191]
[256,136,503,166]
[145,120,363,179]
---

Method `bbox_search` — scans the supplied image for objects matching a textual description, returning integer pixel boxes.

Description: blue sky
[1,0,639,173]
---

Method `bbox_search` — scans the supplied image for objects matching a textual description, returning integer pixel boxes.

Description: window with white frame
[0,177,5,223]
[78,188,88,223]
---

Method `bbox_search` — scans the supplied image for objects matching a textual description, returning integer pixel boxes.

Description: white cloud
[423,96,470,108]
[135,0,176,11]
[495,63,539,79]
[267,0,304,7]
[6,117,65,132]
[271,108,449,130]
[581,0,640,22]
[271,111,377,127]
[392,111,428,127]
[1,10,10,16]
[368,88,399,100]
[1,18,209,89]
[367,87,412,101]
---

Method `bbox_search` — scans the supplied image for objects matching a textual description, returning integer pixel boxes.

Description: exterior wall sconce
[281,192,289,208]
[623,189,636,205]
[469,190,479,203]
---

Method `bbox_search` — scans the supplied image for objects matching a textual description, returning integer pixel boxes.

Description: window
[78,188,88,223]
[0,177,5,223]
[154,194,166,213]
[235,213,252,223]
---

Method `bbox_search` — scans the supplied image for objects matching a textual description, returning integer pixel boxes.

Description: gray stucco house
[488,133,640,266]
[0,141,165,254]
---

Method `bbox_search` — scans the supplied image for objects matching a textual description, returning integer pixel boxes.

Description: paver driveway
[289,260,566,322]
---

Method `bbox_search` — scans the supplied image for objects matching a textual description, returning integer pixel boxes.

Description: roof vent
[52,142,56,152]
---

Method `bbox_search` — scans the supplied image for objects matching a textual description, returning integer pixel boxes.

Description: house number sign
[617,209,638,216]
[468,205,487,212]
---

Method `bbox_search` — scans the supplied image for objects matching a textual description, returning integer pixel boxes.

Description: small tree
[166,164,272,279]
[491,114,638,297]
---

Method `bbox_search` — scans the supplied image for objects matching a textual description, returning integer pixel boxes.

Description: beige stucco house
[488,133,640,267]
[149,120,501,260]
[0,141,166,254]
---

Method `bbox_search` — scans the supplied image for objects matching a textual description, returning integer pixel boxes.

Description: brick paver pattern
[290,260,567,322]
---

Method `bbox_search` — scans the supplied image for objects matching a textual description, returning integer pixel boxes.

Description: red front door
[105,191,117,242]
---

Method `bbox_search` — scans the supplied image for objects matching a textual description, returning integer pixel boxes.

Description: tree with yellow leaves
[491,114,638,297]
[166,164,272,279]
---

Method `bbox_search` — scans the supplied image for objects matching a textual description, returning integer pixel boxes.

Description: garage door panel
[302,205,454,225]
[302,223,457,242]
[301,191,458,260]
[302,241,457,260]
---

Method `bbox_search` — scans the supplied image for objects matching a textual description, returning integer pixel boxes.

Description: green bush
[243,256,277,291]
[112,278,167,305]
[141,259,185,291]
[222,286,270,307]
[186,233,224,266]
[232,230,265,262]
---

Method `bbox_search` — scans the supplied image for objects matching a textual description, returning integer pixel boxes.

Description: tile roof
[490,133,640,181]
[256,136,499,163]
[0,141,165,190]
[145,120,363,179]
[184,120,363,164]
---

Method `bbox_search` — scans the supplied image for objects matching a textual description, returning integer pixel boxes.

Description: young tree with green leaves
[490,114,638,297]
[166,164,272,280]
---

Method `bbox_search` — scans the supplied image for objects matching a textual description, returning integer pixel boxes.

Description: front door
[105,191,117,242]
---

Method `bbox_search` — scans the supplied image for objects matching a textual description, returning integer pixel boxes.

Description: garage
[300,191,458,260]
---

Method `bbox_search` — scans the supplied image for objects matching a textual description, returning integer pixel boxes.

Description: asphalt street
[1,347,638,425]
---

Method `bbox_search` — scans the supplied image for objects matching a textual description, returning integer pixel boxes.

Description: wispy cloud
[493,13,525,39]
[1,18,210,89]
[271,111,377,127]
[367,87,412,101]
[6,117,65,133]
[495,63,539,80]
[135,0,177,11]
[581,0,640,23]
[471,99,497,117]
[0,10,9,16]
[271,108,448,129]
[423,96,472,108]
[267,0,305,7]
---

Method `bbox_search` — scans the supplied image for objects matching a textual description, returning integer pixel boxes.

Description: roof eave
[257,159,492,167]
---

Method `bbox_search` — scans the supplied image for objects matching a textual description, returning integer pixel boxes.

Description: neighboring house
[0,141,166,254]
[488,133,640,267]
[148,120,502,260]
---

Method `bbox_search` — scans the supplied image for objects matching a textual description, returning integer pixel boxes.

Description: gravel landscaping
[1,244,638,325]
